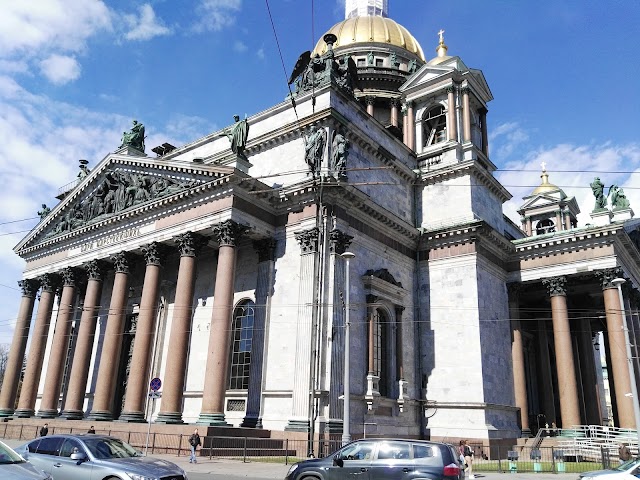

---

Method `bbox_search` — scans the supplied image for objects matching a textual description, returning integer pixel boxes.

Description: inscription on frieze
[80,227,141,253]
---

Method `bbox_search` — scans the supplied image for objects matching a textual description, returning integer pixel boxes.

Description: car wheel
[299,475,322,480]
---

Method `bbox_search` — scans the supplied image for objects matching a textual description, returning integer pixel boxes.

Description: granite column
[37,268,79,418]
[61,260,106,419]
[0,279,39,417]
[156,232,206,423]
[542,276,581,427]
[15,273,60,418]
[119,243,165,422]
[198,220,248,425]
[508,283,530,436]
[87,252,133,421]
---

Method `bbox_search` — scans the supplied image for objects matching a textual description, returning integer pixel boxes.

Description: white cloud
[0,0,112,58]
[489,121,530,161]
[193,0,242,33]
[257,47,265,60]
[39,55,81,85]
[233,40,248,53]
[123,4,172,41]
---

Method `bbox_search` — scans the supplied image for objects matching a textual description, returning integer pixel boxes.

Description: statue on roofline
[120,120,146,152]
[590,177,606,211]
[37,204,51,220]
[609,185,631,210]
[220,114,250,159]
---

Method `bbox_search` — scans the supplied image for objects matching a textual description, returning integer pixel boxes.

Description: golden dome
[532,169,562,195]
[312,16,425,61]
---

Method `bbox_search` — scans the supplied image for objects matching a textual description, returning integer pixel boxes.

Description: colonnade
[510,268,638,433]
[0,220,260,426]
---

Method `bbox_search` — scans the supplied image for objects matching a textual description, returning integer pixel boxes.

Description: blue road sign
[150,377,162,392]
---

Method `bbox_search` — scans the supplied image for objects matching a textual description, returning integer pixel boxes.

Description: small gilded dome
[312,16,425,61]
[532,168,565,197]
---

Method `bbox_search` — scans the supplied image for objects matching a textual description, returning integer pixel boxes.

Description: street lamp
[341,251,355,446]
[612,277,640,450]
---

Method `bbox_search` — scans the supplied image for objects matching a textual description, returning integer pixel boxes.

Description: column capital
[175,231,208,257]
[18,279,40,297]
[38,273,61,293]
[212,220,249,247]
[253,238,277,263]
[405,100,414,108]
[461,87,471,95]
[329,228,353,255]
[446,85,456,94]
[365,96,376,106]
[84,259,108,281]
[141,242,169,266]
[594,267,624,290]
[542,276,567,297]
[111,251,135,274]
[61,267,80,287]
[389,98,400,108]
[294,227,319,254]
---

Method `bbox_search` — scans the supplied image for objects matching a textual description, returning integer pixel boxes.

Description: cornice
[422,220,514,260]
[417,159,511,203]
[512,225,621,261]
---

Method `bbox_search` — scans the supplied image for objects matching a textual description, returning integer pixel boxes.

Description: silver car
[15,434,187,480]
[0,439,52,479]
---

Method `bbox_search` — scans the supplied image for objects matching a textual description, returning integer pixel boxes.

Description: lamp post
[612,277,640,450]
[341,251,355,446]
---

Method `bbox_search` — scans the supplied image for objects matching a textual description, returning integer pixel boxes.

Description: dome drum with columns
[2,0,640,455]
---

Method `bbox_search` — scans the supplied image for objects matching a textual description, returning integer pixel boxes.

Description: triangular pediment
[16,155,234,253]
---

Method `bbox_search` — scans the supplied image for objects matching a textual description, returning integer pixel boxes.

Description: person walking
[188,428,201,464]
[39,423,48,437]
[462,440,474,479]
[88,426,96,434]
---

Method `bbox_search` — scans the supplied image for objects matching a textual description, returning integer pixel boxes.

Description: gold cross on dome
[438,29,445,44]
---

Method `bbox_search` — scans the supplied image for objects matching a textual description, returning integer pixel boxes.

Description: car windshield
[615,458,640,471]
[83,437,139,459]
[0,441,25,464]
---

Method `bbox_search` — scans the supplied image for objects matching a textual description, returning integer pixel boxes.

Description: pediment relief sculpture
[45,168,200,238]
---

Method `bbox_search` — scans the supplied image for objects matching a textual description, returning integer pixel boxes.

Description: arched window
[423,105,447,146]
[228,300,255,390]
[535,219,555,235]
[373,308,390,397]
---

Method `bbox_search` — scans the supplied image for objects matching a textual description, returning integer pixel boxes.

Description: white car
[579,458,640,480]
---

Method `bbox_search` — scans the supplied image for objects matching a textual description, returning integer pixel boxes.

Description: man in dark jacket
[189,428,201,464]
[39,424,48,437]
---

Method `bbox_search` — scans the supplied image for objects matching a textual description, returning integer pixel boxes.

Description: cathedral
[1,0,639,449]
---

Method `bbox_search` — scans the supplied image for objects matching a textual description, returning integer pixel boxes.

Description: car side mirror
[70,452,86,462]
[333,455,344,467]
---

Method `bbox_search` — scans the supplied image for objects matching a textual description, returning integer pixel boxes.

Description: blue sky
[0,0,639,344]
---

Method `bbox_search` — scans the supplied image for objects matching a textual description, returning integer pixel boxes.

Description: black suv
[285,438,464,480]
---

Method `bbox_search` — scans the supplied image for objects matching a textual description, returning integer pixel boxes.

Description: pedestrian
[462,440,474,479]
[188,428,201,464]
[88,425,96,434]
[619,443,631,464]
[39,423,48,437]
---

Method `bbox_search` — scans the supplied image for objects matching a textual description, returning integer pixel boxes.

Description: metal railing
[0,423,627,470]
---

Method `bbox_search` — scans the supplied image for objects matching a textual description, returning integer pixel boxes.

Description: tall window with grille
[423,105,447,146]
[373,309,390,397]
[228,301,255,390]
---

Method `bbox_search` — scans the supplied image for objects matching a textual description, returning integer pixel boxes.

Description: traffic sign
[148,392,162,399]
[150,377,162,392]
